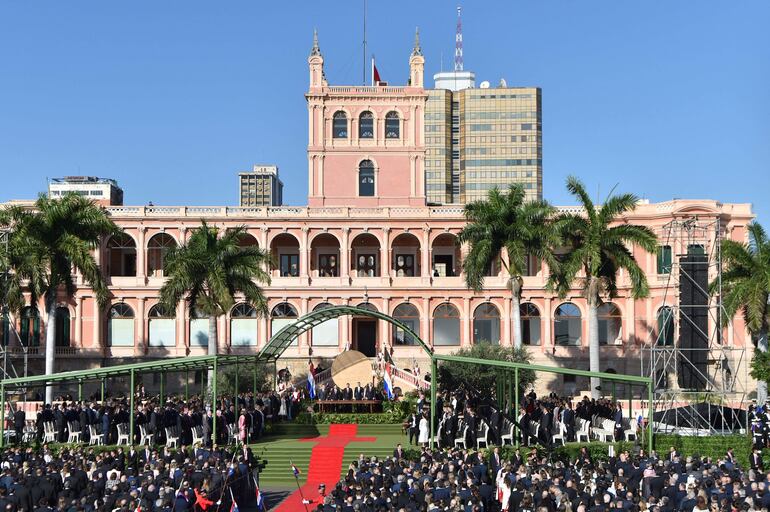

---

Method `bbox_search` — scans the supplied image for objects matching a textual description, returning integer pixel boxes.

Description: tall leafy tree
[550,177,657,398]
[458,184,558,348]
[0,194,119,402]
[159,222,271,393]
[713,222,770,402]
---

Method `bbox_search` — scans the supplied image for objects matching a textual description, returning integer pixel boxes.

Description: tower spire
[412,26,423,56]
[454,6,464,71]
[310,28,321,57]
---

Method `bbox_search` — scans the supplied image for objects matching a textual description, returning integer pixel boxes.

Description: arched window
[109,303,135,347]
[385,111,400,139]
[20,306,40,347]
[148,304,175,347]
[520,303,541,346]
[107,234,137,277]
[473,303,501,344]
[657,306,674,346]
[271,302,299,346]
[554,303,581,346]
[231,303,257,346]
[433,303,460,346]
[355,302,378,313]
[312,302,338,347]
[189,308,209,347]
[393,303,419,345]
[598,303,622,345]
[359,111,374,139]
[332,111,348,139]
[359,160,375,197]
[55,307,71,347]
[147,233,177,277]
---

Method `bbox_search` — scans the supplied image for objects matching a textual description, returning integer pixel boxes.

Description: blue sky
[1,1,768,223]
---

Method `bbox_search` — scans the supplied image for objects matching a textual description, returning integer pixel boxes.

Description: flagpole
[371,55,374,87]
[290,460,310,512]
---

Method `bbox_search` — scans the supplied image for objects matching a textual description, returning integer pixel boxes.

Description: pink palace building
[3,34,756,394]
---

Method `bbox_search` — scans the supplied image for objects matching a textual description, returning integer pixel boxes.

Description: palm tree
[159,222,271,394]
[714,222,770,402]
[0,194,119,402]
[550,177,657,398]
[458,184,558,348]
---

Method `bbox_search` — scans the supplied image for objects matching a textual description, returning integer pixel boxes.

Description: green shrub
[294,411,404,425]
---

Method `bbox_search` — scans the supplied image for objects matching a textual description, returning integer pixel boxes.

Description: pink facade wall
[5,200,754,387]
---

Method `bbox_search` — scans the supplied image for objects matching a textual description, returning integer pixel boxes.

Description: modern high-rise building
[425,8,543,205]
[239,165,284,207]
[48,176,124,206]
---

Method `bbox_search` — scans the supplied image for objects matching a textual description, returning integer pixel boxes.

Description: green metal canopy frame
[258,304,433,360]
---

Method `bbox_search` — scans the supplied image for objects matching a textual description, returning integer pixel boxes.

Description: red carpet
[273,424,375,511]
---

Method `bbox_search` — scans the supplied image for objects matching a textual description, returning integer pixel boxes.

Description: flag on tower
[372,55,382,85]
[383,363,394,400]
[307,360,316,400]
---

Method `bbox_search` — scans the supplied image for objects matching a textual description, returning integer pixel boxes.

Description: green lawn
[252,424,408,488]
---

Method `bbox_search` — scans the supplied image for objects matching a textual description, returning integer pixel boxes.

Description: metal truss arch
[258,305,432,360]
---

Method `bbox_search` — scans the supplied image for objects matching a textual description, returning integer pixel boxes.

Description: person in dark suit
[489,446,502,478]
[343,384,353,401]
[13,407,25,441]
[538,405,552,446]
[392,443,405,459]
[562,402,576,442]
[752,447,764,471]
[614,402,624,441]
[354,382,364,401]
[517,406,531,446]
[78,405,89,443]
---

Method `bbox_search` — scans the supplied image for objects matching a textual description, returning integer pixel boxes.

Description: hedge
[294,412,405,425]
[400,434,751,468]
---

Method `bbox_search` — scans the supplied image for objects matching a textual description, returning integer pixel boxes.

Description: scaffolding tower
[641,217,748,434]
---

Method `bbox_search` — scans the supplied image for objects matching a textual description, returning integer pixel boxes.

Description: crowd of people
[405,390,629,451]
[11,389,294,448]
[0,442,264,512]
[304,443,763,512]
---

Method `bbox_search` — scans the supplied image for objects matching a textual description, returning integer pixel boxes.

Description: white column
[136,298,145,355]
[463,298,472,347]
[341,228,350,279]
[503,298,511,346]
[75,296,83,348]
[137,227,147,280]
[381,228,391,278]
[421,228,431,282]
[300,227,309,278]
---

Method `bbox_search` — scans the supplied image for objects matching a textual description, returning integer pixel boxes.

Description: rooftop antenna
[454,5,464,71]
[363,0,367,85]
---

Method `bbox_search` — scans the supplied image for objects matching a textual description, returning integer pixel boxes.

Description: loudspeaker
[678,254,709,390]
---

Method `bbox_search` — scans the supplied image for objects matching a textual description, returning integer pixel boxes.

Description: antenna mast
[363,0,367,85]
[454,6,464,71]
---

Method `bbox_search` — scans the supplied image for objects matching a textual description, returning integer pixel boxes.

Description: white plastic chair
[139,424,154,446]
[191,426,204,447]
[116,423,131,445]
[165,426,179,448]
[476,422,489,449]
[226,423,237,445]
[67,421,82,443]
[88,425,104,446]
[454,425,469,449]
[576,418,590,443]
[551,421,567,446]
[624,418,638,441]
[501,422,515,445]
[43,421,56,443]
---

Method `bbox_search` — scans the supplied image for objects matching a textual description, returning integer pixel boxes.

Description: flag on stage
[253,476,265,511]
[228,488,239,512]
[307,360,316,400]
[291,463,301,478]
[383,363,394,400]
